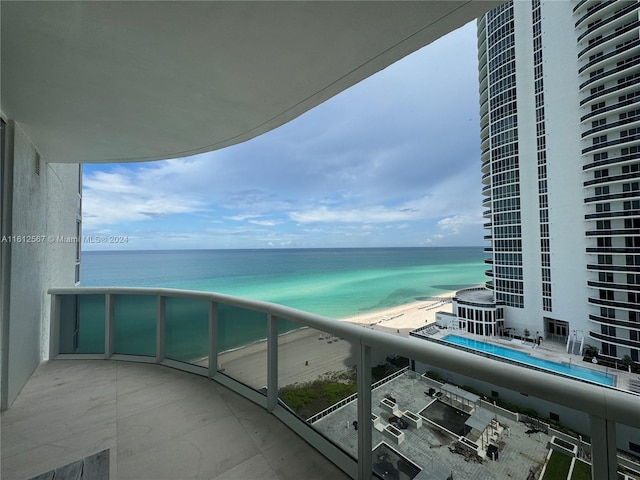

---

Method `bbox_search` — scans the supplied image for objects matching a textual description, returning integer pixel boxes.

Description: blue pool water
[442,334,614,387]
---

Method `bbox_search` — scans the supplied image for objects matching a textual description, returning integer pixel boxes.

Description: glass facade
[479,1,524,308]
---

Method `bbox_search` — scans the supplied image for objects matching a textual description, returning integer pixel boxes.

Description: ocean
[81,247,487,319]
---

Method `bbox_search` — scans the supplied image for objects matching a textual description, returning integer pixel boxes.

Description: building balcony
[576,2,640,43]
[10,287,634,480]
[574,0,617,28]
[584,190,640,203]
[587,280,640,292]
[586,246,640,254]
[585,229,640,236]
[577,20,640,59]
[581,134,640,155]
[588,297,640,311]
[577,38,640,76]
[589,330,640,350]
[0,359,347,480]
[584,210,640,221]
[580,78,640,121]
[589,313,640,331]
[583,171,640,187]
[579,56,640,90]
[582,150,640,171]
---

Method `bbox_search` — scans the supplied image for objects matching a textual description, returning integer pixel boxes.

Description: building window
[601,343,617,357]
[600,307,615,318]
[597,255,612,265]
[626,255,640,266]
[599,289,614,300]
[599,272,614,283]
[601,325,616,337]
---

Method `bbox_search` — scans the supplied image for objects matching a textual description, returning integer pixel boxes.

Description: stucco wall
[4,123,79,407]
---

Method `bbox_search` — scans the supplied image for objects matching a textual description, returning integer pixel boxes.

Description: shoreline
[197,292,459,387]
[339,291,456,337]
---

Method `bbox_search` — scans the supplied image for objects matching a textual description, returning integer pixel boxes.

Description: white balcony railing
[48,287,640,480]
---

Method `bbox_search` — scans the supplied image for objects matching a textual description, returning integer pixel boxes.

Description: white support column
[208,301,218,379]
[589,415,618,480]
[105,294,114,358]
[267,314,278,412]
[357,343,372,480]
[156,295,165,363]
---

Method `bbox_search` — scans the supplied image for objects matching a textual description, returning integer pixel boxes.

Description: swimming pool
[441,334,614,387]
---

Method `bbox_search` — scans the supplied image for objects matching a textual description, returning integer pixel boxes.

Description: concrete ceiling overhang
[1,1,499,164]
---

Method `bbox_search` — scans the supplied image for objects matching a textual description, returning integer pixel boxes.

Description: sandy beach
[341,292,455,337]
[212,292,456,389]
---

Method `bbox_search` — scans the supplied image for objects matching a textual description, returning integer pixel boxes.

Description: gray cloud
[83,22,484,249]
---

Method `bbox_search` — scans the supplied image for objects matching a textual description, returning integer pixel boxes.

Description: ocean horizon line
[83,245,485,254]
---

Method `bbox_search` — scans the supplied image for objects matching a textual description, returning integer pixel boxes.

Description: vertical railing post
[267,314,278,411]
[105,294,114,358]
[589,415,618,480]
[357,342,372,480]
[49,294,60,358]
[156,295,165,363]
[208,301,218,379]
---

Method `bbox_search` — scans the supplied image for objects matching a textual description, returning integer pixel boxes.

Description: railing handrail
[48,286,640,429]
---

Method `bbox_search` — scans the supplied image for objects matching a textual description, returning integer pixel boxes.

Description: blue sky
[82,21,484,251]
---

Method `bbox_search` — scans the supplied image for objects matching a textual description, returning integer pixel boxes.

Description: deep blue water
[81,247,486,318]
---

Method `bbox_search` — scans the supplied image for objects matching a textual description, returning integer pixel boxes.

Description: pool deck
[423,328,637,392]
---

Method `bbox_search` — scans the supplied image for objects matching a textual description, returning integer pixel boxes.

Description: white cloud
[82,170,206,228]
[81,21,486,249]
[437,215,483,234]
[248,219,282,226]
[290,205,420,224]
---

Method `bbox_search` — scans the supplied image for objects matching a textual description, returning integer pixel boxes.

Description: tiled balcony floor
[1,360,351,480]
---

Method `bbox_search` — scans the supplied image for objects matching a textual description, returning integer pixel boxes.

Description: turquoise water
[442,334,614,386]
[82,247,486,319]
[76,248,485,358]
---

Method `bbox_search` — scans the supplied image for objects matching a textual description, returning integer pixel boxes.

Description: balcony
[589,331,640,350]
[0,360,347,480]
[7,287,640,480]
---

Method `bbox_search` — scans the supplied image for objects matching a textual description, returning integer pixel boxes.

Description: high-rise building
[477,0,640,362]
